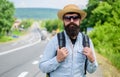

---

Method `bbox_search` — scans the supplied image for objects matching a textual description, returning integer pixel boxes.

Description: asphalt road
[0,22,46,77]
[0,41,46,77]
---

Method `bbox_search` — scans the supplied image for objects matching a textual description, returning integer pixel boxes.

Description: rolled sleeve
[87,38,98,73]
[87,59,98,73]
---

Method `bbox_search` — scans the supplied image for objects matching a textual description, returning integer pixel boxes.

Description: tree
[91,0,120,27]
[92,2,112,25]
[80,0,100,32]
[81,0,120,32]
[0,0,15,37]
[89,0,120,70]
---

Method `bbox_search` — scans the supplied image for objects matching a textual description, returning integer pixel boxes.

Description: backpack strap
[57,31,66,49]
[82,33,90,47]
[46,73,50,77]
[82,33,90,75]
[46,32,65,77]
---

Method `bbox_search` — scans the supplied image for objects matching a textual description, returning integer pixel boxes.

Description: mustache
[65,22,80,31]
[67,22,78,28]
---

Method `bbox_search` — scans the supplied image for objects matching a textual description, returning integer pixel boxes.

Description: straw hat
[57,4,87,20]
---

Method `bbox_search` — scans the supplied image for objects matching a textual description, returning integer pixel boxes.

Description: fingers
[83,47,95,63]
[57,47,69,62]
[83,47,88,55]
[58,47,68,54]
[83,47,89,51]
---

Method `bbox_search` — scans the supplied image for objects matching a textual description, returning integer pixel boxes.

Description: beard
[64,22,80,39]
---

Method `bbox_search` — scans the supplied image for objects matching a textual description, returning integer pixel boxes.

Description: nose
[70,18,74,22]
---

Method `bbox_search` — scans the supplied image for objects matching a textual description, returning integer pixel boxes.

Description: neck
[70,36,77,45]
[70,36,77,39]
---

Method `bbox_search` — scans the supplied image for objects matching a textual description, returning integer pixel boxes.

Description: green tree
[80,0,100,32]
[89,0,120,70]
[0,0,15,37]
[81,0,120,32]
[42,19,63,33]
[91,0,120,27]
[92,2,112,25]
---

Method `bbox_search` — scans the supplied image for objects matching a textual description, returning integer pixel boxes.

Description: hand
[56,47,68,63]
[83,47,95,63]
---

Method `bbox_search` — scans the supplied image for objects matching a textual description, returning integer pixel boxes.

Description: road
[0,41,46,77]
[0,22,46,77]
[0,22,103,77]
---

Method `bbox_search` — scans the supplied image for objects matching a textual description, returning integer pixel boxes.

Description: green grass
[12,30,24,36]
[0,36,13,42]
[0,30,26,43]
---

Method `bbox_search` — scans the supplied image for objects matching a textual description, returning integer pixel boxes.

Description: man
[39,4,98,77]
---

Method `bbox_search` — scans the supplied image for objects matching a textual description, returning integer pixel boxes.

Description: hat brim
[57,9,87,20]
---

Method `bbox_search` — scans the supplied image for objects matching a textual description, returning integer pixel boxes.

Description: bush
[89,22,120,70]
[20,19,34,29]
[41,19,63,32]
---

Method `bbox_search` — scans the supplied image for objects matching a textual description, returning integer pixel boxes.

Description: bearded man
[39,4,98,77]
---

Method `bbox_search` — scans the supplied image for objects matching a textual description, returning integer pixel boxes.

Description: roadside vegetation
[0,0,15,40]
[88,0,120,72]
[0,0,34,43]
[20,19,34,29]
[40,19,63,33]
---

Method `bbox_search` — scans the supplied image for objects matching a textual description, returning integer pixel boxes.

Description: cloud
[21,1,27,7]
[10,0,88,9]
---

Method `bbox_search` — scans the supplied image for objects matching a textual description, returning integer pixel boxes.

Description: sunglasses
[63,15,80,22]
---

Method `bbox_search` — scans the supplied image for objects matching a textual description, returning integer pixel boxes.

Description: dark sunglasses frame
[63,15,80,22]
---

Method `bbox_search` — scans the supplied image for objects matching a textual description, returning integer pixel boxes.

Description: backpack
[46,31,90,77]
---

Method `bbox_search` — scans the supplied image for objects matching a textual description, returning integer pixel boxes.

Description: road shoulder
[96,52,120,77]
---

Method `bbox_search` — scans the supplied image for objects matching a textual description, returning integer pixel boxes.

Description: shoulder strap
[82,33,90,75]
[82,33,90,47]
[46,32,66,77]
[57,31,66,49]
[46,73,50,77]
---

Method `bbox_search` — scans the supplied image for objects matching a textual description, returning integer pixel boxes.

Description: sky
[9,0,88,9]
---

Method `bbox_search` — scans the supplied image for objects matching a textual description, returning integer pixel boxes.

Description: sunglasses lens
[63,16,71,21]
[63,16,80,22]
[73,16,79,19]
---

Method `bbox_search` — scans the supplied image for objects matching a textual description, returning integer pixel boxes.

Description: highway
[0,22,46,77]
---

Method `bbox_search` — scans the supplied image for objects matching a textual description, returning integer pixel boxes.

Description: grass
[0,36,14,43]
[0,30,27,43]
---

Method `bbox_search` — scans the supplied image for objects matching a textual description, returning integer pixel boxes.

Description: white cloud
[21,1,27,8]
[9,0,88,9]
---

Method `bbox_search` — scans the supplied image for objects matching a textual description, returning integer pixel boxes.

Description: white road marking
[32,61,39,65]
[0,39,41,56]
[18,72,28,77]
